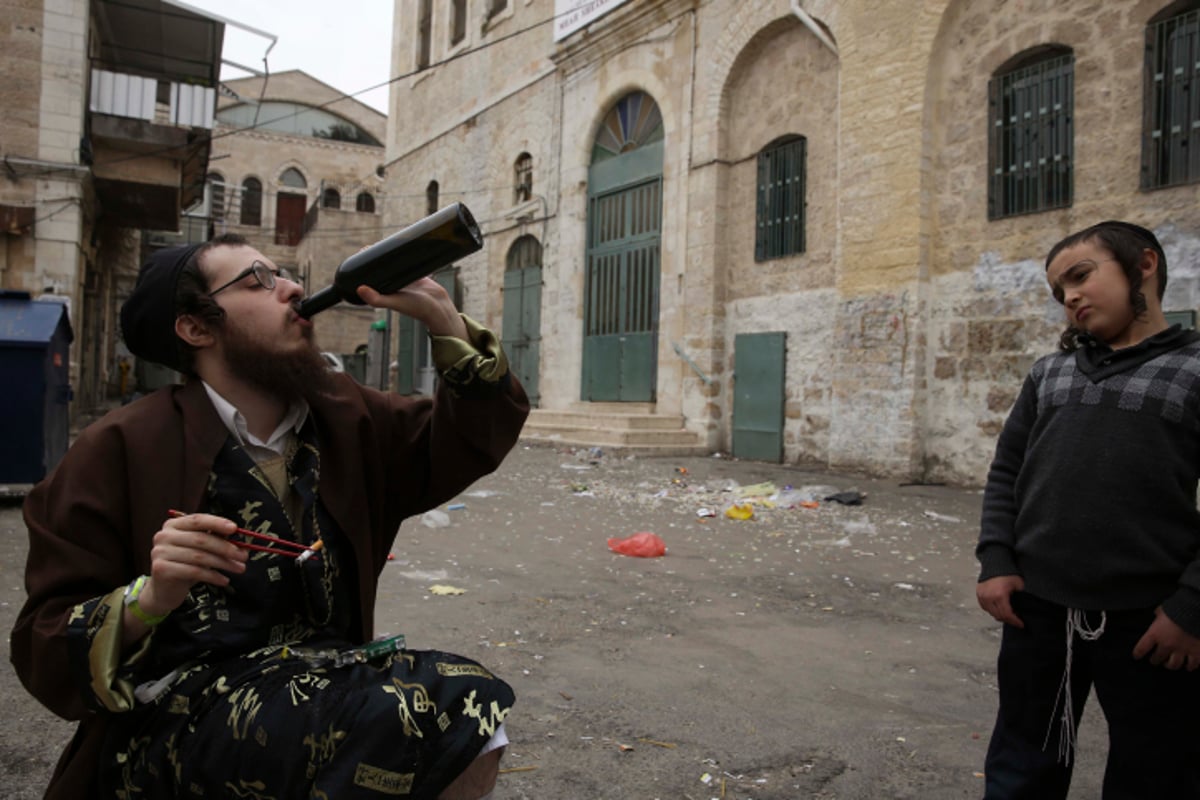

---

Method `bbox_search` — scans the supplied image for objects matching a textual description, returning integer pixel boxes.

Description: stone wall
[0,0,89,299]
[921,0,1200,483]
[383,0,1200,483]
[714,12,840,461]
[208,72,386,361]
[0,0,43,169]
[382,68,560,346]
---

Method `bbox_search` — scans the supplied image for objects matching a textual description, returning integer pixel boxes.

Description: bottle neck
[296,286,342,319]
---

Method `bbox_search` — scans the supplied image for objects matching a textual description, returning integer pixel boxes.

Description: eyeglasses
[208,260,298,297]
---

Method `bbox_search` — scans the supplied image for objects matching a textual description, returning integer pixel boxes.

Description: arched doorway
[582,90,664,402]
[502,235,542,406]
[275,167,307,246]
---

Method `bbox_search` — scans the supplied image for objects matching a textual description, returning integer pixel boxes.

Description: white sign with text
[553,0,633,42]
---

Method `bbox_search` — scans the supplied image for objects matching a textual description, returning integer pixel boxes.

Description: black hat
[120,242,203,372]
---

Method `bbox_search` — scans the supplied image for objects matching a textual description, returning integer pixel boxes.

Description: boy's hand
[1132,607,1200,670]
[977,575,1026,628]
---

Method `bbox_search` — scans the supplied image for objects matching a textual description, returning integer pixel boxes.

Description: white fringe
[1044,608,1106,765]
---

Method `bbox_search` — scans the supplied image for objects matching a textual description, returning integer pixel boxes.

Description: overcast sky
[179,0,395,114]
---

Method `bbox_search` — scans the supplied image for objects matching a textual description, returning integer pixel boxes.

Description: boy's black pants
[984,592,1200,799]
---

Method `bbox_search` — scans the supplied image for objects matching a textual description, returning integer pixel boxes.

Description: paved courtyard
[1,444,1107,798]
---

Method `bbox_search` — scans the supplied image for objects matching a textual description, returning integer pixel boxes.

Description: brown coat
[11,373,528,799]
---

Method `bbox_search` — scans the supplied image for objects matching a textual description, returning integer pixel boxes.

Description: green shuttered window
[755,136,806,261]
[988,49,1074,220]
[1143,6,1200,189]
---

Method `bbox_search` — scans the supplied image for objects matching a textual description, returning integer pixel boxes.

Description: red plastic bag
[607,531,666,558]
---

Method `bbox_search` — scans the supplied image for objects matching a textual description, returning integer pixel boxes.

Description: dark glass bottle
[296,202,483,318]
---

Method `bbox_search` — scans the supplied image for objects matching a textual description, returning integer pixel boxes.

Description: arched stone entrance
[582,90,664,402]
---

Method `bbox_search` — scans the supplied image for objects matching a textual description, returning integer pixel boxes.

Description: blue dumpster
[0,291,73,484]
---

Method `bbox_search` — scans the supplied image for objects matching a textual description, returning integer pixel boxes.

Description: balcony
[87,0,225,231]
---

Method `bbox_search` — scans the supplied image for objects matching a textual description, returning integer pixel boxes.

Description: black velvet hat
[120,242,203,372]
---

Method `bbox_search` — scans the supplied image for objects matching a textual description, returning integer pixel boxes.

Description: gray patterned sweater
[977,325,1200,635]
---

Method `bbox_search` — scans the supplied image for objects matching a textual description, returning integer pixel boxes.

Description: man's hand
[356,279,468,340]
[139,512,248,618]
[1133,607,1200,671]
[977,574,1026,628]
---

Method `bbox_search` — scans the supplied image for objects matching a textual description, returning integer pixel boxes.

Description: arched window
[215,102,383,146]
[988,46,1074,219]
[755,136,806,261]
[1143,2,1200,189]
[514,152,533,204]
[240,177,262,226]
[356,192,376,213]
[280,168,307,189]
[426,180,439,215]
[591,91,663,164]
[207,172,225,220]
[506,235,542,271]
[322,188,341,209]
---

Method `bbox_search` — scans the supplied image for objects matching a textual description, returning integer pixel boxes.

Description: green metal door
[502,241,542,406]
[583,91,664,402]
[732,332,786,462]
[394,267,457,395]
[582,178,662,401]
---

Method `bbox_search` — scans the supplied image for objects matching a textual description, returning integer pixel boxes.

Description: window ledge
[410,67,435,89]
[445,35,471,61]
[482,4,514,36]
[504,196,541,221]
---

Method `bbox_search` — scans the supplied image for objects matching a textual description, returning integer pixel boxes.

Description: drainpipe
[790,0,839,56]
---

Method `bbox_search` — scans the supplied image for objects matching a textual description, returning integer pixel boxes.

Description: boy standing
[977,221,1200,799]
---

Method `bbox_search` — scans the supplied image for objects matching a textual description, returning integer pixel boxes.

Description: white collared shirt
[201,381,309,462]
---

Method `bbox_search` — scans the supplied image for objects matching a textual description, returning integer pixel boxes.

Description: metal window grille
[755,137,806,261]
[1143,9,1200,189]
[988,52,1074,219]
[585,180,661,337]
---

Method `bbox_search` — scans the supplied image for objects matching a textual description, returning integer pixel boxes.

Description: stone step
[522,423,703,446]
[567,401,656,414]
[520,406,709,456]
[529,409,684,430]
[519,431,711,457]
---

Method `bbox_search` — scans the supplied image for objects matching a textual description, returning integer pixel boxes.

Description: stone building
[1,0,226,413]
[194,70,388,359]
[384,0,1200,484]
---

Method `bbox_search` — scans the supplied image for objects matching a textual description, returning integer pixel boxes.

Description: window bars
[1143,8,1200,189]
[755,137,806,261]
[988,52,1074,219]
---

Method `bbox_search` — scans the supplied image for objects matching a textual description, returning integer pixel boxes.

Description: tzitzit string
[1043,608,1106,765]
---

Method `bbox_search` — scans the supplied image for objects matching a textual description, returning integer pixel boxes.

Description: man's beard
[220,321,337,403]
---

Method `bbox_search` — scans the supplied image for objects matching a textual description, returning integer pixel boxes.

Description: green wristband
[123,575,169,626]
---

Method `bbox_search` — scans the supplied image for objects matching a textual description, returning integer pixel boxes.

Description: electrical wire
[17,3,584,180]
